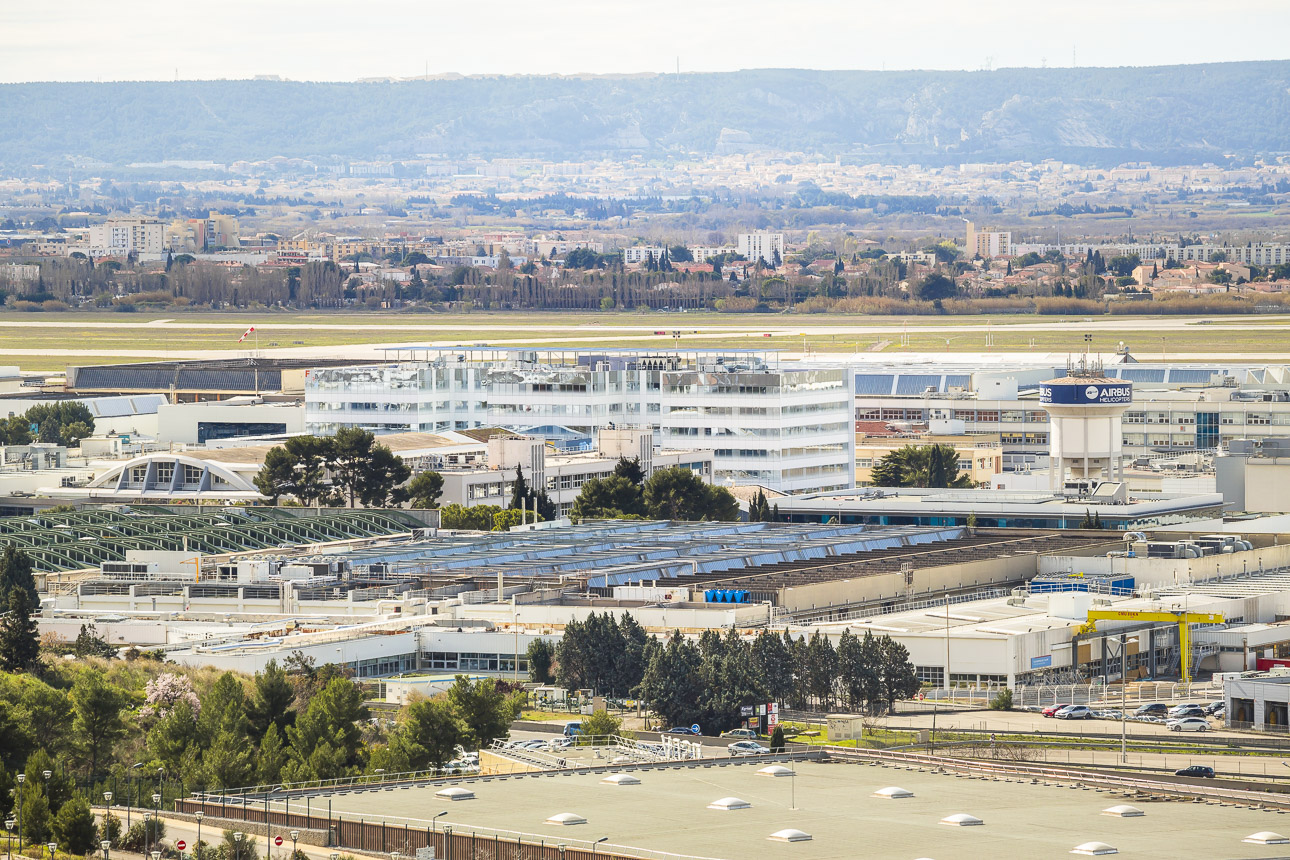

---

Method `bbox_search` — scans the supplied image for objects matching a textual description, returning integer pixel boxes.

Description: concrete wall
[778,553,1040,613]
[1038,544,1290,588]
[463,601,766,632]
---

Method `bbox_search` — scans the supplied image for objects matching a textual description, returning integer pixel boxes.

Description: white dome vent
[1101,805,1143,817]
[708,797,751,810]
[1244,831,1290,844]
[756,765,794,778]
[544,812,587,826]
[435,787,475,801]
[872,786,914,799]
[1071,842,1118,856]
[767,829,812,843]
[940,813,983,826]
[601,773,640,785]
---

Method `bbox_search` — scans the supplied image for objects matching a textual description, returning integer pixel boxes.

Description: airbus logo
[1085,385,1100,400]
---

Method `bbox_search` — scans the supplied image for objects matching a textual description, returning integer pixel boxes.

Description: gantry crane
[1074,609,1225,684]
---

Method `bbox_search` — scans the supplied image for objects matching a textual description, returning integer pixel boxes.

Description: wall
[461,601,765,631]
[778,553,1039,613]
[1038,544,1290,588]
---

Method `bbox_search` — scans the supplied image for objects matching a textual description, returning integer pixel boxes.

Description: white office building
[85,218,165,257]
[737,233,785,264]
[306,349,855,494]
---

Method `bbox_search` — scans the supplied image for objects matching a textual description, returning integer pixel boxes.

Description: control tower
[1039,358,1133,493]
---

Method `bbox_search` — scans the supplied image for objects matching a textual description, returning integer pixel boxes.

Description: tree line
[533,612,920,733]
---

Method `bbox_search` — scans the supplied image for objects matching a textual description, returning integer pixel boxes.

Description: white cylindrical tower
[1039,372,1133,493]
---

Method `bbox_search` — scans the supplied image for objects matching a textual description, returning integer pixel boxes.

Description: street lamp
[150,795,161,858]
[592,836,608,855]
[16,773,25,851]
[46,842,56,860]
[1118,634,1140,764]
[6,818,15,860]
[100,840,110,860]
[100,793,113,846]
[431,811,447,840]
[151,852,160,860]
[194,811,204,854]
[233,832,244,860]
[289,831,299,859]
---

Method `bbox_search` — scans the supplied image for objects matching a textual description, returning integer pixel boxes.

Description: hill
[3,63,1289,168]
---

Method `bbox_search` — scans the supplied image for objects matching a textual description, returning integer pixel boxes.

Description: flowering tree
[139,672,201,720]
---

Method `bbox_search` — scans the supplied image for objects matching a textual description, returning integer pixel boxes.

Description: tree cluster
[254,428,410,507]
[572,461,739,522]
[747,489,779,523]
[639,627,919,733]
[870,444,974,489]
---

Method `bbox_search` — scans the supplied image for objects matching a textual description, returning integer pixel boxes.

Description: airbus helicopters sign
[1039,382,1133,405]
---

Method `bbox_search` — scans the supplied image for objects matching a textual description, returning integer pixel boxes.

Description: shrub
[989,688,1014,711]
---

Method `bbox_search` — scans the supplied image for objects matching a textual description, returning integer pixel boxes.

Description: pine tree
[0,587,40,673]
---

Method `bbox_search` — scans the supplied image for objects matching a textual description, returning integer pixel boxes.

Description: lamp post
[46,842,56,860]
[431,811,447,841]
[233,832,244,860]
[100,840,110,860]
[6,818,14,860]
[194,811,204,856]
[592,836,608,855]
[150,795,161,858]
[16,773,25,850]
[1119,634,1139,764]
[290,831,299,859]
[101,793,113,847]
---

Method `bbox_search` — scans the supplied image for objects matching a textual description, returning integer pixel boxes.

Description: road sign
[274,836,283,847]
[176,842,186,851]
[690,724,701,734]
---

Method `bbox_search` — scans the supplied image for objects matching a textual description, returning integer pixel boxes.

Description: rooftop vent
[708,797,751,811]
[767,829,812,843]
[544,813,587,826]
[1244,832,1290,845]
[601,774,640,786]
[757,765,794,778]
[940,813,983,827]
[1071,843,1118,856]
[434,787,475,801]
[872,786,914,799]
[1101,805,1143,817]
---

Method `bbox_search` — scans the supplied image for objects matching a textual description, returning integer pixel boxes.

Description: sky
[3,0,1289,83]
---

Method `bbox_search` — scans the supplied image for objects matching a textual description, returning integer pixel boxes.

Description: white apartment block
[1010,241,1290,268]
[737,233,785,264]
[964,221,1012,258]
[688,246,736,262]
[305,349,855,494]
[85,218,164,257]
[622,246,667,264]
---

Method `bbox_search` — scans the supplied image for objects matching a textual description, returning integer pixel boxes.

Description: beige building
[86,218,164,257]
[964,221,1012,259]
[854,432,1003,487]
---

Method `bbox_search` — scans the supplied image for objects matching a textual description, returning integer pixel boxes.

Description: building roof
[319,758,1287,860]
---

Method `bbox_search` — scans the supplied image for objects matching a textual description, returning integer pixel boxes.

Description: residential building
[622,246,666,264]
[305,348,855,494]
[963,220,1012,258]
[736,232,784,264]
[854,428,1003,487]
[85,218,164,257]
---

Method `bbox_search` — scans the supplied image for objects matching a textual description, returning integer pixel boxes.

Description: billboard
[1039,382,1133,405]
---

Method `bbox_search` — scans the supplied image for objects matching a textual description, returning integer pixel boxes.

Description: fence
[1014,681,1223,708]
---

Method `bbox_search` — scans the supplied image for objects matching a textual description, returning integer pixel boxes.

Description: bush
[769,725,786,751]
[119,818,165,852]
[52,796,98,855]
[989,688,1013,710]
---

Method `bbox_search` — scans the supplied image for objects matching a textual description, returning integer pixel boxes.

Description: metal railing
[1014,682,1223,709]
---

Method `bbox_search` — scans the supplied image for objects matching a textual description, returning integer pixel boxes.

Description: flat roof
[319,759,1288,859]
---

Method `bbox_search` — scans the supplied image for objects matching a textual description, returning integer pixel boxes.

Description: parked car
[1204,701,1225,715]
[728,741,770,757]
[1171,706,1207,720]
[1055,705,1094,720]
[1042,703,1071,717]
[1134,703,1168,718]
[1168,703,1205,717]
[563,721,583,737]
[1175,765,1216,778]
[1167,717,1211,732]
[666,726,700,735]
[547,737,573,751]
[721,729,758,739]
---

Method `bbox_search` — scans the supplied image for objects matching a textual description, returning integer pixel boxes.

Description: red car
[1042,703,1071,717]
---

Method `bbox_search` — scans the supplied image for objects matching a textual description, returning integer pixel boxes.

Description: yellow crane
[1074,609,1225,684]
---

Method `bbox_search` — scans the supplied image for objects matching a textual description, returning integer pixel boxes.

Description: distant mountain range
[3,62,1289,169]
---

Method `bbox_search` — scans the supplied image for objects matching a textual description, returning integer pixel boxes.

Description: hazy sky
[3,0,1288,82]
